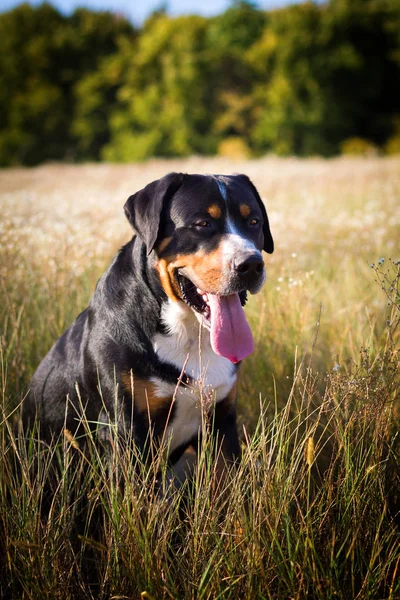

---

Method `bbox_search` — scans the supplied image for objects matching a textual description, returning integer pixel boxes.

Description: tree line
[1,0,399,166]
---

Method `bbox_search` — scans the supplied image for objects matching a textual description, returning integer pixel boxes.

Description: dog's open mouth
[176,273,253,363]
[177,273,248,322]
[177,273,211,321]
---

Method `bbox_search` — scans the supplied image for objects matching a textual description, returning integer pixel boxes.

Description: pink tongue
[207,293,254,363]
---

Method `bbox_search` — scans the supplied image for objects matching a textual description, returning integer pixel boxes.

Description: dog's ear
[124,172,185,255]
[236,174,274,254]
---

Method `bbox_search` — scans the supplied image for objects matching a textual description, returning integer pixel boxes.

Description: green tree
[249,0,400,156]
[323,0,400,147]
[103,14,213,161]
[103,2,268,162]
[205,2,266,148]
[0,4,68,165]
[249,2,343,155]
[0,3,134,165]
[1,0,400,164]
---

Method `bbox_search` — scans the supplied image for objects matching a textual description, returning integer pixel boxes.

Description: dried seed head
[64,428,79,449]
[305,436,315,466]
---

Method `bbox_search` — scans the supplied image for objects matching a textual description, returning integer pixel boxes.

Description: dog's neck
[157,298,209,355]
[152,299,237,427]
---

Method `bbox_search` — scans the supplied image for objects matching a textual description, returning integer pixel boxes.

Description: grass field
[1,156,399,599]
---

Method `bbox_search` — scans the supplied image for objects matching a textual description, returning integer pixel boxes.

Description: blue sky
[0,0,318,25]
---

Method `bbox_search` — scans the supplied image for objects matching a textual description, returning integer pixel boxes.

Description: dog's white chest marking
[152,300,236,452]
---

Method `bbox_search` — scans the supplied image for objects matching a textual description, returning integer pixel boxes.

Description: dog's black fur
[24,173,273,478]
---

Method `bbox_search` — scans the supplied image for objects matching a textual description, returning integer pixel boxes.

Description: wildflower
[332,363,341,372]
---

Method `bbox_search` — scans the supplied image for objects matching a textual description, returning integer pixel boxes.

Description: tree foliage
[0,0,399,165]
[0,3,135,165]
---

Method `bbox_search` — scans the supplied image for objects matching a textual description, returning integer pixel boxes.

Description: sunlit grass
[0,156,399,598]
[1,342,399,598]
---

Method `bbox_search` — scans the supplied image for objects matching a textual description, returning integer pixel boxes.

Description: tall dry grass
[0,156,399,598]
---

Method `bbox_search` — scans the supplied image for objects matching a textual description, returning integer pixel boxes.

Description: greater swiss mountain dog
[25,173,273,480]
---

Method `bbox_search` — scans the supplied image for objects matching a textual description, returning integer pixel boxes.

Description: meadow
[0,156,399,599]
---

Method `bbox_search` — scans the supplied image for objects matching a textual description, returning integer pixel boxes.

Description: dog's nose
[234,254,264,277]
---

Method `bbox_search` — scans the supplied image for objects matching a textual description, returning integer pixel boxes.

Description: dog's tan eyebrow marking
[240,203,251,218]
[207,204,222,219]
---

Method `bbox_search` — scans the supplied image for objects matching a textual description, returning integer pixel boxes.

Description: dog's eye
[249,218,259,226]
[194,220,210,228]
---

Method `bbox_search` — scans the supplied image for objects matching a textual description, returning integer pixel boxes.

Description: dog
[24,173,273,482]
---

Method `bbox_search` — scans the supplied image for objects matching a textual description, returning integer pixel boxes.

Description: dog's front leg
[212,397,241,488]
[165,444,198,489]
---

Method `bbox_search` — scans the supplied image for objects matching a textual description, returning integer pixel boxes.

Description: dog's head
[124,172,274,363]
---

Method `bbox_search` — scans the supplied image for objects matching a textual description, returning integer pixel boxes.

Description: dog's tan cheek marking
[207,204,222,219]
[121,372,171,418]
[240,204,251,218]
[156,236,173,255]
[158,242,226,297]
[179,247,226,293]
[156,258,181,302]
